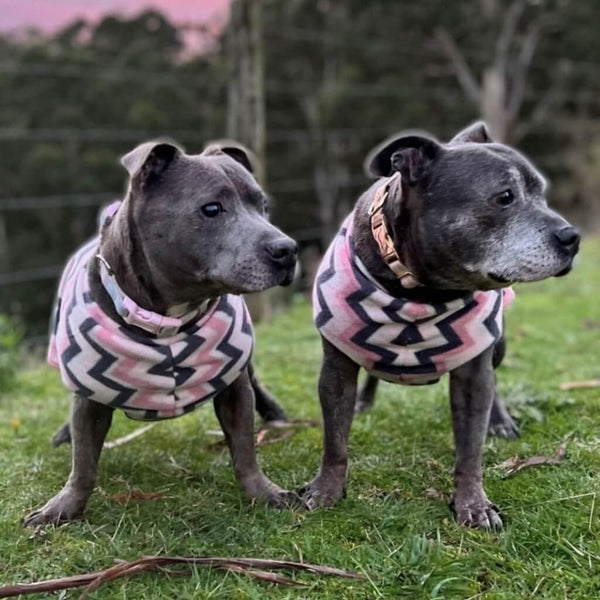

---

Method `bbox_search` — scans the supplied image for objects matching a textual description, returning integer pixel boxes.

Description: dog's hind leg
[24,395,113,527]
[487,332,519,439]
[51,422,71,446]
[214,368,304,508]
[248,361,287,423]
[355,373,379,413]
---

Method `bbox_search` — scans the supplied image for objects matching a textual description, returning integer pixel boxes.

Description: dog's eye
[493,189,515,207]
[201,202,224,218]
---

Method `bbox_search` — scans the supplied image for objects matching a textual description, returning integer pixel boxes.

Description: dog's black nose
[554,226,580,248]
[265,237,298,267]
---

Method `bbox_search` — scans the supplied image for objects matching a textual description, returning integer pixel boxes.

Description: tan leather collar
[368,172,420,288]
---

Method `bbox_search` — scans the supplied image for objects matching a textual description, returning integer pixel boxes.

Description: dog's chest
[48,240,254,420]
[314,214,512,385]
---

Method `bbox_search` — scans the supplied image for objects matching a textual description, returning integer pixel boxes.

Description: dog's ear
[449,121,493,145]
[121,140,183,183]
[202,140,256,174]
[365,132,442,185]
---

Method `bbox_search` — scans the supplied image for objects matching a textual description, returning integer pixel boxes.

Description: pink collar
[96,201,201,337]
[97,255,200,337]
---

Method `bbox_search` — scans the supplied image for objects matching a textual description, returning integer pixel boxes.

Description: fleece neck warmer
[48,205,253,421]
[313,213,514,385]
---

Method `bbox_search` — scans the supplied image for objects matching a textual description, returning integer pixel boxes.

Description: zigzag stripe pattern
[313,213,513,385]
[48,233,253,421]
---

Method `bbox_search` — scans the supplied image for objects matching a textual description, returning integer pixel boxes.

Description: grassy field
[1,240,599,599]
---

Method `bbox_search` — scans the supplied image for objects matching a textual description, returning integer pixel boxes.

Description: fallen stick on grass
[0,555,365,598]
[559,379,600,391]
[208,418,319,449]
[494,432,574,477]
[103,424,156,449]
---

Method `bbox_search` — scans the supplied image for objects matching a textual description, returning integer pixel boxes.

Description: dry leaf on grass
[256,429,295,446]
[208,419,319,449]
[108,491,167,504]
[0,555,365,598]
[424,487,449,501]
[494,432,574,477]
[256,419,319,446]
[559,379,600,391]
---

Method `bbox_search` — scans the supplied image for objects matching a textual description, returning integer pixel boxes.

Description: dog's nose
[554,226,580,248]
[265,237,298,267]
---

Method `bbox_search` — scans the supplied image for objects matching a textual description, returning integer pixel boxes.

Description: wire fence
[2,20,599,347]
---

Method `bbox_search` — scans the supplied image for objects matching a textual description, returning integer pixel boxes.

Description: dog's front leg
[299,337,359,509]
[449,346,502,529]
[24,395,113,527]
[214,369,303,508]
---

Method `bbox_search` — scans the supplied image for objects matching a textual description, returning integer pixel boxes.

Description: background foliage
[0,0,599,337]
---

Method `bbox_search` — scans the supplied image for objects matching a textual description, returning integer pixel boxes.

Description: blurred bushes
[0,315,23,392]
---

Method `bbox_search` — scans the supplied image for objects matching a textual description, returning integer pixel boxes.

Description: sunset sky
[0,0,231,32]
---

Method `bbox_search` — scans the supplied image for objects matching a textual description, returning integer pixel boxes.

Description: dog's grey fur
[24,140,301,527]
[299,122,580,529]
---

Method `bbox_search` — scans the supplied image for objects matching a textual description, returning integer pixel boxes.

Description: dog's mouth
[277,266,296,287]
[554,264,572,278]
[488,271,512,284]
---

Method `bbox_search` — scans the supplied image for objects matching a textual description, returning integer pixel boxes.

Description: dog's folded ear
[121,139,183,183]
[202,140,256,175]
[365,132,442,184]
[449,121,493,145]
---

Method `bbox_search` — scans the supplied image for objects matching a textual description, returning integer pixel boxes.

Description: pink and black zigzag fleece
[314,213,514,385]
[48,209,254,422]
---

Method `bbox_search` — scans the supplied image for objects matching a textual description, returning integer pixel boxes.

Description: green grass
[1,240,599,599]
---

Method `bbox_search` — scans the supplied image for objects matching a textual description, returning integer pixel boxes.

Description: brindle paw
[265,489,307,510]
[297,476,346,510]
[487,412,519,439]
[451,494,503,530]
[23,489,87,528]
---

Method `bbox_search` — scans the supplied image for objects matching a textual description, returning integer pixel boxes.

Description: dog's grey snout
[265,237,298,268]
[554,226,580,252]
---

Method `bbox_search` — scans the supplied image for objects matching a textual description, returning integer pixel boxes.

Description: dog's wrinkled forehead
[432,142,547,197]
[121,139,265,206]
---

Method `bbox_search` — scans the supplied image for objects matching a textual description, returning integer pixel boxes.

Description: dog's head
[119,140,297,298]
[365,122,580,290]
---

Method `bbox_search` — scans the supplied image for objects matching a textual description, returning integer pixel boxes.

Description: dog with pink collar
[25,140,302,527]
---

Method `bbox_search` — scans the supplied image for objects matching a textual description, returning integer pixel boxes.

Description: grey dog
[299,122,580,529]
[24,140,302,527]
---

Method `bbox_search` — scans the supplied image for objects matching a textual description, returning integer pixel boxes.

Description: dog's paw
[354,398,374,414]
[23,489,87,528]
[265,489,307,510]
[487,412,519,439]
[488,399,519,439]
[51,422,72,447]
[297,476,346,510]
[487,420,519,439]
[450,493,503,530]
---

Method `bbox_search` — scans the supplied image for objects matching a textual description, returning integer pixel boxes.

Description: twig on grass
[104,424,156,449]
[0,555,365,598]
[559,379,600,390]
[494,432,574,477]
[208,418,319,449]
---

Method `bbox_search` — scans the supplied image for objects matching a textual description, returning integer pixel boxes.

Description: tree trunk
[228,0,271,322]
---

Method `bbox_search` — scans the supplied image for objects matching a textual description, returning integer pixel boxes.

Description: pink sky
[0,0,231,32]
